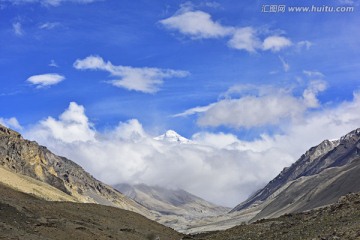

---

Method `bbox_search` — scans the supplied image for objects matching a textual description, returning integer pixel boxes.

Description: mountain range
[1,123,360,239]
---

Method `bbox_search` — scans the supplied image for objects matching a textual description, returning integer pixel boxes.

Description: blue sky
[0,0,360,206]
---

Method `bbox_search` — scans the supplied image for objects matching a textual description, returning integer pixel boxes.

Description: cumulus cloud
[303,80,327,108]
[227,27,261,52]
[27,73,64,88]
[0,117,22,130]
[176,82,327,129]
[12,22,23,36]
[160,9,232,39]
[160,5,297,53]
[197,94,305,128]
[23,94,360,207]
[28,102,95,143]
[74,55,189,93]
[262,36,292,52]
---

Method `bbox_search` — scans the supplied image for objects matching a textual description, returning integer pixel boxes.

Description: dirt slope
[0,183,183,240]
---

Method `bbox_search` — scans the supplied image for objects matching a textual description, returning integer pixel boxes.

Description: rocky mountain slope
[231,128,360,222]
[191,192,360,240]
[0,182,183,240]
[0,124,150,216]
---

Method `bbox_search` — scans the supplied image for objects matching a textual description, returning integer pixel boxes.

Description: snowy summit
[154,130,191,144]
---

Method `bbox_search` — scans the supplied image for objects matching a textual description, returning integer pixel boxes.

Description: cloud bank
[176,80,327,129]
[23,91,360,207]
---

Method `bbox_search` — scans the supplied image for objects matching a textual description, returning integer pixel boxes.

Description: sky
[0,0,360,207]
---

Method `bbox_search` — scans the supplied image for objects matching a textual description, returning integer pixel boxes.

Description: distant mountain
[231,128,360,222]
[115,183,229,217]
[115,183,230,231]
[154,130,192,144]
[0,124,151,217]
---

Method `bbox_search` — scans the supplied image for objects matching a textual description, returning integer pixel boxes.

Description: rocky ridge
[0,124,151,216]
[229,128,360,223]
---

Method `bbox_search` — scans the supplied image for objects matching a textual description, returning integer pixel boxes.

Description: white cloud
[108,119,147,142]
[27,73,64,88]
[262,36,292,52]
[227,27,261,52]
[160,6,296,53]
[12,22,23,36]
[39,22,60,30]
[197,94,305,128]
[172,104,215,117]
[0,117,22,130]
[160,9,233,39]
[278,55,290,72]
[23,94,360,207]
[297,40,313,50]
[23,102,293,206]
[303,70,325,78]
[177,83,327,129]
[303,80,327,108]
[28,102,95,143]
[74,55,189,93]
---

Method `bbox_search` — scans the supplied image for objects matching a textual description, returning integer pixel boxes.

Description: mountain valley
[1,124,360,239]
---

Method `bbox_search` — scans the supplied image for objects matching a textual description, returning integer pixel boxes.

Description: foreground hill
[0,183,183,240]
[0,124,150,216]
[191,192,360,240]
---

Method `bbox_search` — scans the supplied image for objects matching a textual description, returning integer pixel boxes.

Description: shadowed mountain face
[231,128,360,222]
[0,183,183,240]
[0,124,150,216]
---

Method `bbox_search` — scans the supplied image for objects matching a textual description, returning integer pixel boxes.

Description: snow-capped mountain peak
[154,130,191,144]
